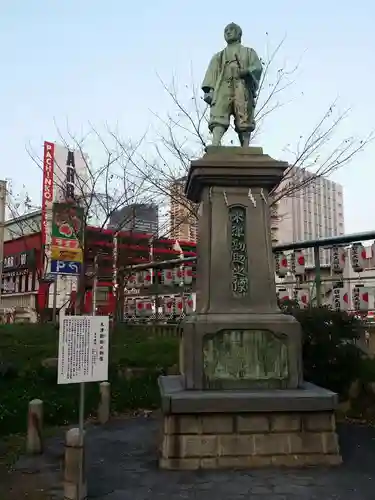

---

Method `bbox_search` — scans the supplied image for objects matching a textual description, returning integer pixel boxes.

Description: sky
[1,0,374,235]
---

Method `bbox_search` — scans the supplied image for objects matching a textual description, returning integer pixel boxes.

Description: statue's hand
[203,91,213,105]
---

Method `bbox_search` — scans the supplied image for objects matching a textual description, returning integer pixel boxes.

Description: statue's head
[224,23,242,44]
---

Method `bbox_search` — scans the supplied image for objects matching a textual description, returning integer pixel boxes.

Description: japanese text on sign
[229,206,249,297]
[57,316,109,384]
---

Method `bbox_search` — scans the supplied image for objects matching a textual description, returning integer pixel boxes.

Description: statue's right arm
[201,54,219,96]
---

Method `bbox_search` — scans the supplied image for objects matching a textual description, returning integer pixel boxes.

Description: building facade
[276,171,345,266]
[108,204,159,236]
[169,178,198,242]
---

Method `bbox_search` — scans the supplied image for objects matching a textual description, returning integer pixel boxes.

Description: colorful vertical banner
[50,203,84,275]
[41,141,88,277]
[41,142,55,272]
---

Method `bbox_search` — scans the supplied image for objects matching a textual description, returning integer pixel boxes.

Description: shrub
[281,303,365,398]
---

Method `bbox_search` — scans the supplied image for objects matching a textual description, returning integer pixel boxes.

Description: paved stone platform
[13,415,375,499]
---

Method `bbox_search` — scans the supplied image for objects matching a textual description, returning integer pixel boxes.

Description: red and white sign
[41,142,55,269]
[332,288,349,311]
[352,286,370,312]
[275,252,289,277]
[291,251,305,276]
[41,141,88,275]
[351,243,367,273]
[330,246,346,274]
[51,237,80,249]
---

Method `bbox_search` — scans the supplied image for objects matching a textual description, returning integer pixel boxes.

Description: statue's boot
[239,131,251,147]
[211,126,226,146]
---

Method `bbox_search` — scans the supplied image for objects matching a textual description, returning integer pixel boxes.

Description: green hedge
[1,310,374,437]
[0,323,179,437]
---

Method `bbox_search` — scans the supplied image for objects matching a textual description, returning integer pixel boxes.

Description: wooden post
[98,382,110,424]
[64,428,87,500]
[26,399,43,454]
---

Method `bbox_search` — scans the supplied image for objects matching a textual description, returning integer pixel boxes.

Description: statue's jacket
[202,44,263,106]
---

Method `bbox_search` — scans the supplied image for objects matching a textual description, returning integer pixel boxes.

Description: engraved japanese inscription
[203,329,289,388]
[230,206,248,297]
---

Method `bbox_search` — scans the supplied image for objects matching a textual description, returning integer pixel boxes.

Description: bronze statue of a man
[202,23,263,147]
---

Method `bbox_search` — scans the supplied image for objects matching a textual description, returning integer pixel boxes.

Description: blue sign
[51,260,82,275]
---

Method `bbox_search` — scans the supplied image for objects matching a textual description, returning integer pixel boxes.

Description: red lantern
[277,287,290,302]
[184,295,194,314]
[173,268,183,285]
[331,246,346,274]
[162,269,173,286]
[163,297,174,315]
[332,288,349,311]
[135,299,144,316]
[352,286,370,312]
[294,288,309,308]
[143,300,153,317]
[275,253,288,277]
[143,270,152,288]
[351,243,367,273]
[174,296,184,314]
[291,251,305,276]
[183,266,193,285]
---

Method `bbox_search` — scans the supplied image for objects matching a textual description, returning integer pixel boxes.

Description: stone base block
[158,376,341,469]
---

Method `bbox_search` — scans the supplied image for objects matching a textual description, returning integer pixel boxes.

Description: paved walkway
[13,415,375,499]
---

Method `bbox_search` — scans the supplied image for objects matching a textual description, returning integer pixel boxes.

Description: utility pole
[0,180,6,304]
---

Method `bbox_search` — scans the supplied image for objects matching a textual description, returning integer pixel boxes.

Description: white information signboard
[57,315,109,385]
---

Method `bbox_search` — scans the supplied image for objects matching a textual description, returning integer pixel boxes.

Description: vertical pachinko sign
[41,142,55,273]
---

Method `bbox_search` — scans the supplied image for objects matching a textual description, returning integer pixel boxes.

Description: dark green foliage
[280,303,365,398]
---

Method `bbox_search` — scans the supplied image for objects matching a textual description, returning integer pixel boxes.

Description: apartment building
[169,177,198,242]
[276,169,345,266]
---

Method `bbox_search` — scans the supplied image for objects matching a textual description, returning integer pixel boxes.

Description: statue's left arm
[244,48,263,94]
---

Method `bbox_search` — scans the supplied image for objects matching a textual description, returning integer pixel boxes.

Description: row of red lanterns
[124,295,194,316]
[276,243,375,277]
[331,243,375,274]
[278,285,372,312]
[275,251,305,277]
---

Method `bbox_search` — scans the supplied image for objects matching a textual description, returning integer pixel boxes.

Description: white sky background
[1,1,374,236]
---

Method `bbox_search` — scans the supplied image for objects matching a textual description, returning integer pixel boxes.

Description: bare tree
[20,126,166,317]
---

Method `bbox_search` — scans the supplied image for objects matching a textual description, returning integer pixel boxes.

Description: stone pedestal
[159,376,341,469]
[159,146,341,469]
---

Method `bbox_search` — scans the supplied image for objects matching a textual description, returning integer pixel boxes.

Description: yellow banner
[51,246,83,263]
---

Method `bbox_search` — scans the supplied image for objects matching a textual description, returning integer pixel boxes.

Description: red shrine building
[0,211,197,322]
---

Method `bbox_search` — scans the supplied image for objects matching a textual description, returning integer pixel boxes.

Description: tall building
[108,204,159,235]
[169,178,198,242]
[276,170,345,266]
